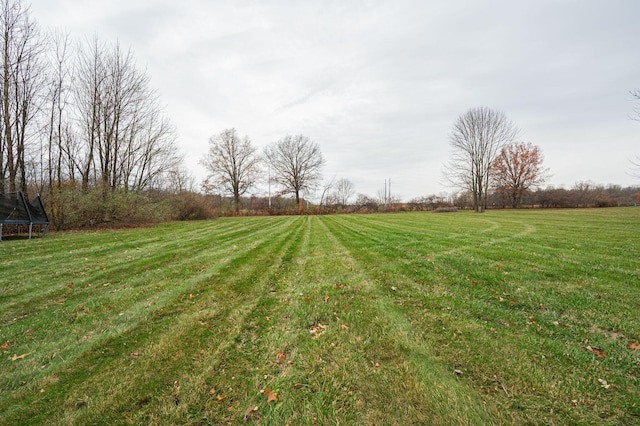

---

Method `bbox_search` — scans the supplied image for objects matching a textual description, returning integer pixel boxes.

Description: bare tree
[73,37,180,193]
[44,29,73,193]
[264,134,324,208]
[318,176,335,207]
[445,106,519,212]
[331,177,355,206]
[491,142,548,208]
[201,128,261,211]
[0,0,46,195]
[165,164,195,194]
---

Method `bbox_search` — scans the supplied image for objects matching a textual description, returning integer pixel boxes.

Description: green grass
[1,209,639,425]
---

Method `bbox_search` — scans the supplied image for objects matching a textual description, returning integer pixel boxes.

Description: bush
[432,207,459,213]
[163,192,217,221]
[48,186,164,229]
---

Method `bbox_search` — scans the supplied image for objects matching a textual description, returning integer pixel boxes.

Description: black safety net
[0,191,49,240]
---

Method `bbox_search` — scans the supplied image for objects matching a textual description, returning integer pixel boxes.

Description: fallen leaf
[373,362,380,372]
[1,341,8,351]
[553,321,571,327]
[628,340,640,350]
[309,323,326,337]
[324,295,330,303]
[586,346,607,358]
[130,352,139,358]
[598,378,611,389]
[66,283,73,289]
[264,388,279,404]
[11,352,32,361]
[276,352,287,364]
[341,324,349,331]
[209,388,216,395]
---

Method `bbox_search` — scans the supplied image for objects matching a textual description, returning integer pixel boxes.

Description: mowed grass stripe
[315,216,504,425]
[164,215,502,425]
[1,217,282,308]
[1,209,639,425]
[323,211,640,424]
[0,216,304,424]
[0,217,288,384]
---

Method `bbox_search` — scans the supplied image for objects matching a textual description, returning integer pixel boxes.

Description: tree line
[0,0,188,228]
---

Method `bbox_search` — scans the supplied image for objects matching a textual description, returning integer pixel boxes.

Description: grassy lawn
[1,208,639,425]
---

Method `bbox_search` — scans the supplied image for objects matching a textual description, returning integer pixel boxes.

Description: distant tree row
[454,183,639,209]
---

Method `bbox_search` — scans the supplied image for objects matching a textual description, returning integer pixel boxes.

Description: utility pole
[384,179,387,206]
[268,166,272,209]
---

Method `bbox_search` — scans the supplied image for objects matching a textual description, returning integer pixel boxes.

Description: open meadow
[1,208,639,425]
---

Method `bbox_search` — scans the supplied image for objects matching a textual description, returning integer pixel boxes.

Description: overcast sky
[29,0,640,200]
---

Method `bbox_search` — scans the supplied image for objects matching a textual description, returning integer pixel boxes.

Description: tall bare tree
[264,134,324,208]
[491,142,548,208]
[201,128,261,211]
[44,30,72,192]
[445,106,519,212]
[201,129,260,211]
[73,37,180,193]
[332,177,355,206]
[0,0,45,195]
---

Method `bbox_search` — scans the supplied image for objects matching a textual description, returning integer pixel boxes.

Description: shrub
[432,207,459,213]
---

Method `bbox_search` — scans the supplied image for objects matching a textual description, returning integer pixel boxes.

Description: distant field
[1,209,639,425]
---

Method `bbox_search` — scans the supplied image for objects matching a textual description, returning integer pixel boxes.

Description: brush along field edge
[0,209,639,425]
